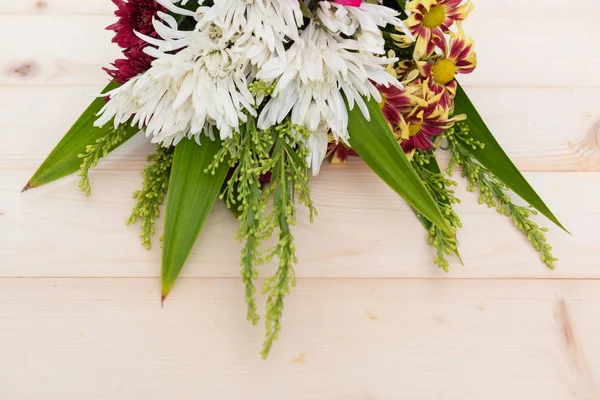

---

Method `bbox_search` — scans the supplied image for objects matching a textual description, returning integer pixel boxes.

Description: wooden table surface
[1,0,599,398]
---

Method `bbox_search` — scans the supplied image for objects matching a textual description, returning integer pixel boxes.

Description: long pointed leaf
[24,81,138,191]
[161,137,230,301]
[453,82,567,232]
[347,97,452,235]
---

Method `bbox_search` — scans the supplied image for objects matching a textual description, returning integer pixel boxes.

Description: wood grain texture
[2,165,597,278]
[1,278,600,400]
[1,0,599,398]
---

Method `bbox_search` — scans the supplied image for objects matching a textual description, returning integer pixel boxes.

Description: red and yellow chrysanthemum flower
[326,140,358,165]
[416,23,477,110]
[405,0,473,59]
[377,82,427,126]
[396,88,466,154]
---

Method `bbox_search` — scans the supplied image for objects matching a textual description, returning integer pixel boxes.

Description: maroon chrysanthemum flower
[107,0,165,50]
[105,0,165,83]
[104,47,154,84]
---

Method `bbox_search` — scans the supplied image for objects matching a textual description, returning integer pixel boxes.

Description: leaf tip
[161,286,171,307]
[555,221,571,235]
[21,180,36,193]
[547,216,570,235]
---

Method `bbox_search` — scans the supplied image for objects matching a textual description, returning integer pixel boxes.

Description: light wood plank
[0,0,115,15]
[3,0,600,16]
[0,278,599,400]
[2,165,595,278]
[1,14,598,87]
[1,1,598,398]
[472,0,600,17]
[0,15,119,86]
[459,15,599,88]
[3,86,599,172]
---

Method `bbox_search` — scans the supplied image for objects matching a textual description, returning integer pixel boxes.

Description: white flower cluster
[96,0,403,174]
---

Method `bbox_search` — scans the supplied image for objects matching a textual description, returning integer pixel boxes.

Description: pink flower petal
[333,0,363,7]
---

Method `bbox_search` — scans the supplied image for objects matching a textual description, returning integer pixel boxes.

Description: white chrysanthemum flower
[316,1,359,36]
[317,1,403,54]
[306,122,330,176]
[96,14,258,145]
[202,0,304,57]
[256,21,401,174]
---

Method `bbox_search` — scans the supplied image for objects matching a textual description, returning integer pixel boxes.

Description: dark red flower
[104,47,154,83]
[400,132,436,153]
[258,171,273,184]
[107,0,165,50]
[105,0,165,83]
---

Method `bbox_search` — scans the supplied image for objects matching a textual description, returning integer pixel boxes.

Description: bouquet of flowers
[24,0,566,357]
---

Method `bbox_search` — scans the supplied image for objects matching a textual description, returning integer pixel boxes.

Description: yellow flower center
[422,5,446,28]
[408,123,422,137]
[431,59,456,85]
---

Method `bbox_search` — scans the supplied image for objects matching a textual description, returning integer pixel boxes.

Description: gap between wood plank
[2,277,600,281]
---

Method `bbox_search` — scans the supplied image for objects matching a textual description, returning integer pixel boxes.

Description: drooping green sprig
[412,150,462,271]
[259,122,315,358]
[445,122,557,268]
[212,119,274,325]
[77,122,130,196]
[126,146,174,249]
[208,118,317,357]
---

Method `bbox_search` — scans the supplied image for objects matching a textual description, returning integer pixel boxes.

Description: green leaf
[161,137,230,301]
[347,97,453,235]
[24,81,138,191]
[453,82,567,232]
[299,0,315,19]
